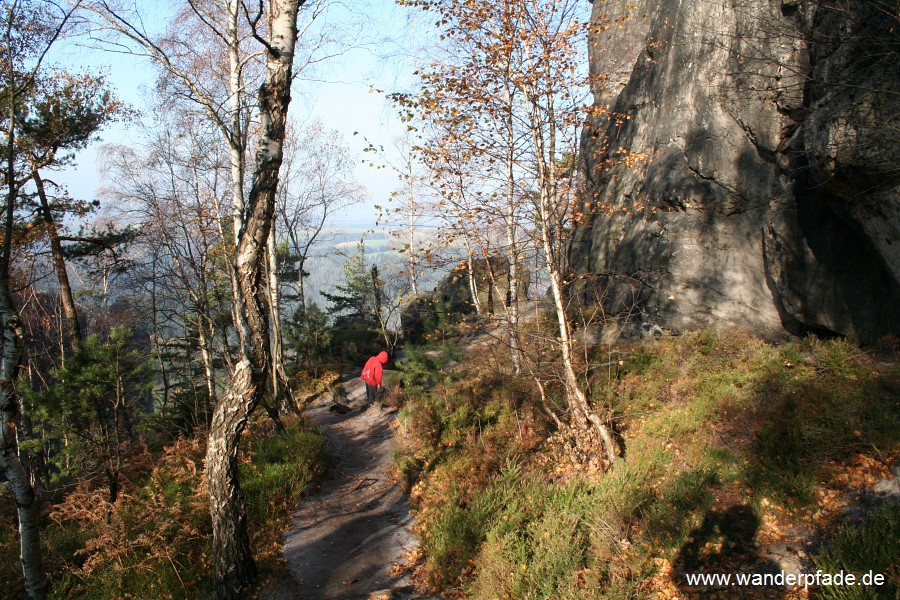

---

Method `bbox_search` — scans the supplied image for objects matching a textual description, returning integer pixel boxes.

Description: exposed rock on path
[280,375,421,599]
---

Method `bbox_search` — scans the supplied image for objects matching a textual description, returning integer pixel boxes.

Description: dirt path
[280,381,422,600]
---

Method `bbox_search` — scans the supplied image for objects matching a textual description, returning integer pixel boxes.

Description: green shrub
[814,504,900,599]
[241,420,329,528]
[469,473,592,599]
[423,489,488,588]
[400,328,900,599]
[398,346,441,391]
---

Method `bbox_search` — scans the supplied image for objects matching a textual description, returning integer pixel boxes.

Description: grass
[0,414,328,600]
[814,504,899,599]
[240,417,330,576]
[396,329,900,598]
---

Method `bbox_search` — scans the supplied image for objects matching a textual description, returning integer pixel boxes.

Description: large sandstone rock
[401,257,530,341]
[570,0,899,341]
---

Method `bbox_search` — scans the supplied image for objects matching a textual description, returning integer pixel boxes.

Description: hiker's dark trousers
[366,383,377,404]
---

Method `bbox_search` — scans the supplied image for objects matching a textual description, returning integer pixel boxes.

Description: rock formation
[401,257,530,342]
[569,0,899,341]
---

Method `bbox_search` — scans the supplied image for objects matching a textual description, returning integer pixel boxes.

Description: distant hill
[284,226,445,316]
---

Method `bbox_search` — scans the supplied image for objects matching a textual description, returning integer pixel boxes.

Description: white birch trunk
[226,0,246,239]
[526,83,619,465]
[462,235,482,315]
[205,0,302,597]
[0,299,47,600]
[2,34,47,593]
[198,319,217,405]
[504,106,522,375]
[266,227,292,414]
[406,175,419,295]
[505,202,521,374]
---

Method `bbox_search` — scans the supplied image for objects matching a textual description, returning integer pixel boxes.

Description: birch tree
[87,0,311,594]
[380,134,427,297]
[204,0,305,595]
[393,50,528,371]
[400,0,620,464]
[101,109,232,412]
[86,0,331,416]
[512,0,618,463]
[0,0,79,597]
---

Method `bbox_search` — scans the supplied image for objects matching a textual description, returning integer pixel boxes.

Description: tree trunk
[221,0,252,369]
[463,236,481,315]
[0,291,47,600]
[504,127,521,375]
[150,257,171,412]
[505,247,521,375]
[486,280,494,315]
[297,254,307,312]
[226,0,246,242]
[33,171,81,346]
[406,174,418,295]
[205,0,302,596]
[198,317,217,405]
[218,323,236,376]
[371,265,392,353]
[2,44,47,596]
[454,175,480,315]
[266,229,293,415]
[207,360,257,598]
[520,67,620,465]
[537,185,619,465]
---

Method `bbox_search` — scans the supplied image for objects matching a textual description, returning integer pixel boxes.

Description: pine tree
[25,327,151,508]
[285,301,330,376]
[321,240,376,325]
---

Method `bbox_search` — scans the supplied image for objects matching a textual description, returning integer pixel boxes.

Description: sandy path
[280,388,421,600]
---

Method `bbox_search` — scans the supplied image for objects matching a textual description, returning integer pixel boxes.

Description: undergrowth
[814,503,899,599]
[396,329,900,598]
[0,414,328,599]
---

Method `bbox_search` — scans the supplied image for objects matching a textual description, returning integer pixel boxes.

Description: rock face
[569,0,899,341]
[401,257,530,342]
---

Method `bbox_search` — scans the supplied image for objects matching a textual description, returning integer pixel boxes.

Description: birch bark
[2,29,47,600]
[266,226,293,415]
[0,288,47,600]
[204,0,303,596]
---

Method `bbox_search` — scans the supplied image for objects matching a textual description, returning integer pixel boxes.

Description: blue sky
[50,0,429,228]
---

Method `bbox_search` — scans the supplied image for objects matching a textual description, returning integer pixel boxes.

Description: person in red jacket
[361,351,389,403]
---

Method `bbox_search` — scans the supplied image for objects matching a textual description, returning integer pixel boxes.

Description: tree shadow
[735,361,899,507]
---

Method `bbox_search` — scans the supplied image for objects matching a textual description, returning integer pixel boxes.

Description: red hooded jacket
[361,351,389,387]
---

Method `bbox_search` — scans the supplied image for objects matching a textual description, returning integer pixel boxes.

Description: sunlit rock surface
[570,0,899,341]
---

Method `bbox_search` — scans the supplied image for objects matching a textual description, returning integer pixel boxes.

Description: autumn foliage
[0,416,327,599]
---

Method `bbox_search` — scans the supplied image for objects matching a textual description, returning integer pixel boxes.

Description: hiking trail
[277,372,426,600]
